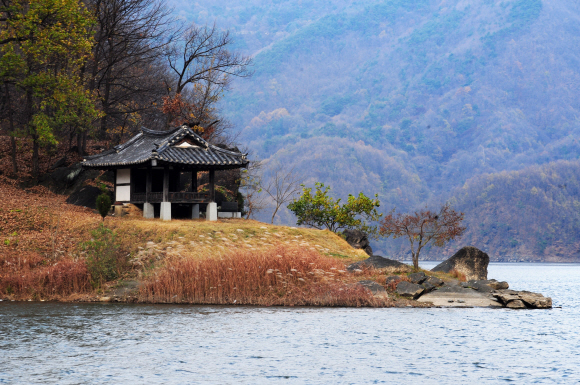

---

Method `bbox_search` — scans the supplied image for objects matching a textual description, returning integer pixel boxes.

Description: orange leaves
[380,204,466,269]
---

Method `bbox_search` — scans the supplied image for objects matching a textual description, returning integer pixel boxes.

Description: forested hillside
[171,0,580,261]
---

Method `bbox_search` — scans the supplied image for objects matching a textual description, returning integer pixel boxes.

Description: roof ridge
[141,126,181,137]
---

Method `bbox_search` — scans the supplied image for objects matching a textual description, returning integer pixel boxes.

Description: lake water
[1,263,579,384]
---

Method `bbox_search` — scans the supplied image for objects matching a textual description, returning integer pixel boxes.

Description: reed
[140,246,393,307]
[0,251,91,300]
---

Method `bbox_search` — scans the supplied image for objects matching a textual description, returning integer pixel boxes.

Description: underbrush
[82,225,130,288]
[140,246,393,307]
[0,251,91,300]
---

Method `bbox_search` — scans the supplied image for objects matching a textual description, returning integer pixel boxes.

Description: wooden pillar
[209,169,215,202]
[163,166,169,202]
[146,165,152,201]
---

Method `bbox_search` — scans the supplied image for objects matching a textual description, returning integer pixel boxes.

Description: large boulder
[357,280,387,297]
[347,255,408,272]
[431,246,489,281]
[407,272,427,284]
[395,281,425,299]
[341,229,373,256]
[66,186,107,209]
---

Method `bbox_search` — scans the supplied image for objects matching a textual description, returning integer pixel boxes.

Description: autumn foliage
[380,204,466,270]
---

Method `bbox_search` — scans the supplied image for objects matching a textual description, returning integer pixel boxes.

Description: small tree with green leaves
[96,184,112,222]
[287,183,382,236]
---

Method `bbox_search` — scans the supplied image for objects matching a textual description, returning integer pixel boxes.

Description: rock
[493,290,552,309]
[488,280,509,290]
[421,281,436,293]
[424,276,444,287]
[342,229,373,256]
[506,299,526,309]
[462,279,509,292]
[519,292,552,309]
[408,272,427,284]
[462,280,495,293]
[385,276,402,286]
[418,290,503,308]
[395,281,425,299]
[50,156,68,170]
[66,186,105,209]
[347,255,408,271]
[357,280,387,296]
[431,246,489,281]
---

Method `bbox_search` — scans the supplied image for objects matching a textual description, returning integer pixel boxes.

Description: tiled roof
[82,125,248,169]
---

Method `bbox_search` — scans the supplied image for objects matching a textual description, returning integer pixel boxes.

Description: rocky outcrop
[66,186,104,209]
[395,281,425,299]
[347,255,408,272]
[408,272,427,284]
[493,290,552,309]
[460,279,509,293]
[342,229,373,256]
[415,282,552,309]
[424,276,444,287]
[431,246,489,281]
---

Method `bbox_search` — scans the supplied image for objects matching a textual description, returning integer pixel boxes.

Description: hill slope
[171,0,580,260]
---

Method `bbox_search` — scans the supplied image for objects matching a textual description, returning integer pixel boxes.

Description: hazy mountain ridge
[171,0,580,260]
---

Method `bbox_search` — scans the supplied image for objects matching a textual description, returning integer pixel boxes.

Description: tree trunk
[4,83,18,175]
[82,130,87,155]
[32,134,39,179]
[76,132,83,156]
[271,205,279,224]
[10,136,18,175]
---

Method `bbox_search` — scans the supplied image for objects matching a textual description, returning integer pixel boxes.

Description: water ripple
[0,263,579,383]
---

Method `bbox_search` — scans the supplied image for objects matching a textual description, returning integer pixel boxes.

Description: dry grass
[449,269,467,282]
[108,216,370,262]
[0,179,405,306]
[0,251,91,300]
[139,246,394,307]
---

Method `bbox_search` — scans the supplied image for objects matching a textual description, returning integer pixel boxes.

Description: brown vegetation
[140,246,393,306]
[0,251,91,300]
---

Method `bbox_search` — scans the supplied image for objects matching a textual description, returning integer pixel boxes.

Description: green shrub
[96,184,111,222]
[83,224,120,288]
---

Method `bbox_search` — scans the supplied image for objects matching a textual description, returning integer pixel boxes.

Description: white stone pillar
[192,204,200,219]
[206,202,217,221]
[160,202,171,221]
[143,203,154,219]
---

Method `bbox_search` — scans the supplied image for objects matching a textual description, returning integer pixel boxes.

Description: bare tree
[162,23,252,137]
[83,0,176,151]
[379,203,466,270]
[165,23,252,95]
[240,159,267,219]
[263,164,303,224]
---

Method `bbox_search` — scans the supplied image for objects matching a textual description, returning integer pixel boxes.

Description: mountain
[170,0,580,261]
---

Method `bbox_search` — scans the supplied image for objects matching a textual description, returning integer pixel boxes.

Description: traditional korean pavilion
[82,124,249,221]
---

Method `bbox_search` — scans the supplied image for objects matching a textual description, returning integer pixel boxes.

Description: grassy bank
[0,180,424,306]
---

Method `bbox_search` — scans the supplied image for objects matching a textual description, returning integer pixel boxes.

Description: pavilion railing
[130,192,210,203]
